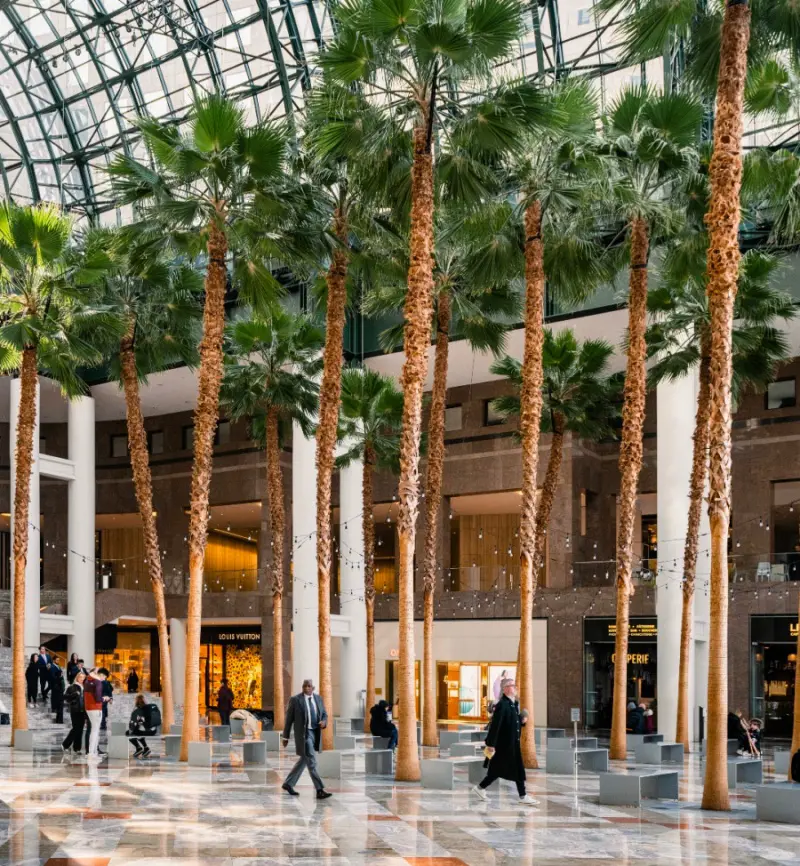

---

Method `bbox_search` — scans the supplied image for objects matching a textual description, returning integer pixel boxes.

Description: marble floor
[0,726,798,866]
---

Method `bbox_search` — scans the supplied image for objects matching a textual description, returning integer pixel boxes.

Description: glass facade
[750,616,798,738]
[199,626,262,719]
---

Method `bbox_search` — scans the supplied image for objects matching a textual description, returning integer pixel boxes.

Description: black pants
[26,682,38,703]
[219,710,231,726]
[54,701,63,724]
[101,702,109,730]
[479,767,526,797]
[39,670,50,699]
[63,711,86,752]
[129,737,148,752]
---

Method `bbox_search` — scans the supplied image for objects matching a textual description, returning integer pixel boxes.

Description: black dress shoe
[316,790,332,800]
[282,784,299,796]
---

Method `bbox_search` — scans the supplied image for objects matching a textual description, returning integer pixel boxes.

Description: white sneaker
[472,785,488,801]
[519,795,539,806]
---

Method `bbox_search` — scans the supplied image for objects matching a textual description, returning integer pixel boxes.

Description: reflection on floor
[0,725,798,866]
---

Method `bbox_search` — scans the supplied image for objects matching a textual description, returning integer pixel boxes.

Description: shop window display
[96,630,151,693]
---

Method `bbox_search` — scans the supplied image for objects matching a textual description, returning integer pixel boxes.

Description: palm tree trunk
[532,417,565,582]
[701,0,751,812]
[422,288,451,748]
[181,221,228,762]
[363,445,376,734]
[11,346,37,745]
[266,406,286,730]
[316,210,349,750]
[119,330,174,732]
[676,346,711,752]
[610,216,649,762]
[395,122,435,782]
[518,200,546,769]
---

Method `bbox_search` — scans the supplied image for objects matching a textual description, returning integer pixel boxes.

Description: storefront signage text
[750,616,799,644]
[584,617,657,644]
[200,627,261,644]
[611,653,650,665]
[608,623,657,639]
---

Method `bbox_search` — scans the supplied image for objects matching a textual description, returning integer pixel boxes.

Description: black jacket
[370,701,394,738]
[25,663,39,691]
[67,662,81,684]
[64,683,85,714]
[627,707,645,734]
[128,706,157,736]
[50,665,65,709]
[483,694,525,782]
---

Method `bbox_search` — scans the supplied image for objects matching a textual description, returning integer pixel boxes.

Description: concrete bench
[756,782,800,823]
[171,724,183,734]
[13,730,34,751]
[164,734,181,758]
[365,749,393,775]
[210,725,230,742]
[439,730,478,749]
[334,718,351,735]
[188,741,213,767]
[635,742,684,765]
[774,749,791,776]
[547,748,609,774]
[627,733,664,749]
[110,721,128,736]
[728,757,763,788]
[108,735,131,760]
[261,730,282,751]
[450,742,480,757]
[535,728,566,745]
[334,735,356,750]
[549,737,599,751]
[599,770,679,806]
[230,718,245,737]
[421,757,485,790]
[317,750,342,779]
[241,739,267,765]
[728,739,739,756]
[372,736,391,750]
[468,730,486,742]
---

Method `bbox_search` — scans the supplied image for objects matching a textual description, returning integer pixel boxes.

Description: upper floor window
[148,431,164,455]
[766,378,796,410]
[183,421,231,450]
[577,8,592,25]
[445,405,463,431]
[110,434,128,458]
[483,399,504,427]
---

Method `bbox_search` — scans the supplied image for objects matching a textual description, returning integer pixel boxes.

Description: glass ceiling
[0,1,795,223]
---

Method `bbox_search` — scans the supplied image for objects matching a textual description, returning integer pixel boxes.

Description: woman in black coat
[25,653,40,706]
[50,662,65,723]
[66,653,81,685]
[472,678,538,805]
[369,700,398,749]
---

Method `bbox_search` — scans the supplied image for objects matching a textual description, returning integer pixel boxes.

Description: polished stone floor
[0,725,797,866]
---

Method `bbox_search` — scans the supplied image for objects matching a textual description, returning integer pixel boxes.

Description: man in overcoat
[281,679,332,799]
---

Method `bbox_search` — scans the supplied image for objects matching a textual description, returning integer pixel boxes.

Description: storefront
[584,617,657,732]
[199,626,262,717]
[751,615,798,737]
[95,624,159,694]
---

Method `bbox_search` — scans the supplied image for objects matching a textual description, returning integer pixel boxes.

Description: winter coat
[217,685,235,714]
[482,693,525,783]
[25,663,39,693]
[83,676,105,712]
[67,662,81,684]
[370,701,394,738]
[627,707,645,734]
[49,665,65,710]
[282,692,328,756]
[128,706,157,737]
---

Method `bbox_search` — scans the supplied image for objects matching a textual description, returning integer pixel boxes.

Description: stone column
[68,396,95,664]
[10,377,40,655]
[292,421,318,689]
[169,618,186,708]
[657,371,706,743]
[338,453,367,719]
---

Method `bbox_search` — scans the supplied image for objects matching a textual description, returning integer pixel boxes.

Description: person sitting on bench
[369,700,398,750]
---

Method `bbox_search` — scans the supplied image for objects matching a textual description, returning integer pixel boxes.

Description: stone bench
[365,749,393,775]
[230,718,245,737]
[627,733,664,749]
[164,734,181,758]
[13,730,35,751]
[421,757,485,789]
[549,737,598,751]
[334,735,357,750]
[108,735,132,760]
[317,750,342,779]
[261,730,282,751]
[756,782,800,824]
[774,749,791,776]
[372,736,391,750]
[634,742,684,765]
[728,757,763,788]
[334,718,352,735]
[188,741,213,767]
[450,742,480,757]
[547,748,608,774]
[439,730,475,749]
[599,770,679,806]
[210,725,230,742]
[110,721,128,736]
[535,728,566,745]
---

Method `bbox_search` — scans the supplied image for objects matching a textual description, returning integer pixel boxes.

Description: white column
[10,377,40,655]
[656,372,698,742]
[68,396,95,664]
[339,453,367,719]
[292,421,318,689]
[170,618,186,708]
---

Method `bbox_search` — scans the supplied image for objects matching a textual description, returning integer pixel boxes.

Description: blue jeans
[387,727,398,749]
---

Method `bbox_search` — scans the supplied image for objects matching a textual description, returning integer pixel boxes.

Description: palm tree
[0,202,113,744]
[491,330,620,576]
[319,0,534,781]
[598,0,800,812]
[221,308,323,730]
[108,93,289,760]
[597,86,702,761]
[87,227,202,733]
[337,367,404,733]
[648,243,795,752]
[364,217,520,748]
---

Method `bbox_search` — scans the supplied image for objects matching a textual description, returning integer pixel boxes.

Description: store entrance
[751,616,798,738]
[198,626,262,719]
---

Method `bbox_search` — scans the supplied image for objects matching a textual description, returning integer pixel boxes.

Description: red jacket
[84,676,105,711]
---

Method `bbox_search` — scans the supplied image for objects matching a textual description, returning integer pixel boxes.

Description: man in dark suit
[281,679,332,799]
[37,646,52,701]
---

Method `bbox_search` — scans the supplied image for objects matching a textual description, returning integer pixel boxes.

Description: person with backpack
[127,694,160,758]
[62,670,87,761]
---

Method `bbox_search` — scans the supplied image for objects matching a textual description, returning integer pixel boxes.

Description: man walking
[37,645,52,701]
[472,678,539,806]
[281,679,332,799]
